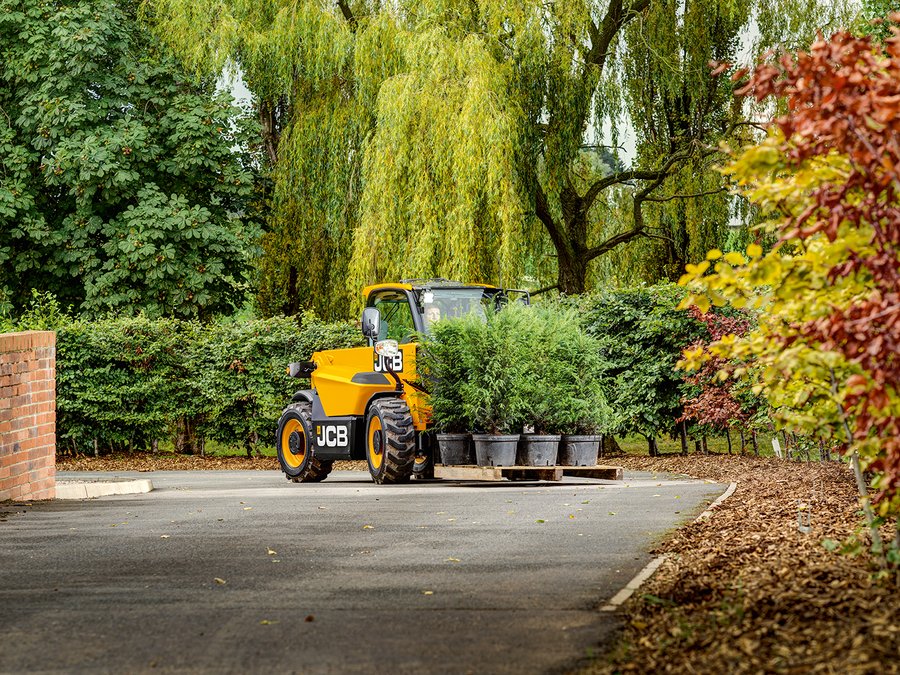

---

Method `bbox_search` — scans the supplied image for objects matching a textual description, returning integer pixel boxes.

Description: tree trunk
[648,437,658,457]
[151,439,159,454]
[601,435,622,457]
[701,436,709,454]
[751,431,759,456]
[739,428,745,454]
[258,97,281,167]
[175,417,198,455]
[679,423,688,456]
[556,251,589,295]
[725,429,732,454]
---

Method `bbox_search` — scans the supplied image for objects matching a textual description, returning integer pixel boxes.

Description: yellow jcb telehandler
[275,279,529,484]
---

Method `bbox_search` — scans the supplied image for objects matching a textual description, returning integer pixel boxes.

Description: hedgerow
[44,312,362,455]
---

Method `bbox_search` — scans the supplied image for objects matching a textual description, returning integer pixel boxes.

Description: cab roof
[362,278,498,298]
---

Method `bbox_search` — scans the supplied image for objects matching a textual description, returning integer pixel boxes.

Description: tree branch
[535,179,566,252]
[583,147,695,261]
[530,284,559,297]
[643,187,728,203]
[584,226,646,260]
[583,169,668,211]
[336,0,357,30]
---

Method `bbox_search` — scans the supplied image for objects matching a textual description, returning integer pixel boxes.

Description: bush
[575,284,708,445]
[49,312,362,454]
[526,304,611,435]
[422,302,611,435]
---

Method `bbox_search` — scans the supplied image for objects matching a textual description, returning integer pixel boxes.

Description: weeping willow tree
[145,0,853,316]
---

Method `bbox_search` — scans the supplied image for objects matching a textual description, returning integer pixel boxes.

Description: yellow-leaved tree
[681,30,900,566]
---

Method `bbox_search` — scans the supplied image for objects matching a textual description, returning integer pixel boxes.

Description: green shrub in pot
[511,304,610,434]
[421,304,532,465]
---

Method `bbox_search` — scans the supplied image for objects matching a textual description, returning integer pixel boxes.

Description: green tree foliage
[577,284,708,451]
[0,0,261,318]
[145,0,849,317]
[855,0,900,41]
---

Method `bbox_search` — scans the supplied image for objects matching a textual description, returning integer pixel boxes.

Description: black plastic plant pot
[517,434,561,466]
[559,435,602,466]
[472,434,520,466]
[435,433,473,465]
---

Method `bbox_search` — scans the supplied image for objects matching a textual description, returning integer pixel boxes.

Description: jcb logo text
[374,352,403,373]
[316,425,349,447]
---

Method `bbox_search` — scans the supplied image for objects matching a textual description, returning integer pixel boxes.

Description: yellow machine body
[310,343,429,430]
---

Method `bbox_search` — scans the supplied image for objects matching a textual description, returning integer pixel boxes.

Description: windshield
[420,288,493,332]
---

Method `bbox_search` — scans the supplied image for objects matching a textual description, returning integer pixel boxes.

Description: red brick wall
[0,331,56,501]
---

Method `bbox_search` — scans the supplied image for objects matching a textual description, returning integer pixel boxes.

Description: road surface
[0,470,725,674]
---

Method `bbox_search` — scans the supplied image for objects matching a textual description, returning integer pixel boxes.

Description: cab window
[370,291,417,343]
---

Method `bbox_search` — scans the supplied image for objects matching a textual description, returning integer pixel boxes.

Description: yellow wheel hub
[281,418,306,468]
[368,416,384,470]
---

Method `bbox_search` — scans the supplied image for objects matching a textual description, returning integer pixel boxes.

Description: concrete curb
[599,480,738,612]
[55,479,153,500]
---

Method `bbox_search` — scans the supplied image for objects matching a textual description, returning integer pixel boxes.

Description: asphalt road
[0,470,725,674]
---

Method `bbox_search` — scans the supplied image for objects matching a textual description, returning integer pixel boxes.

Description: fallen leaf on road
[160,535,170,539]
[362,525,374,530]
[446,557,461,563]
[305,615,314,622]
[260,620,277,625]
[422,590,434,595]
[267,548,277,555]
[214,578,226,585]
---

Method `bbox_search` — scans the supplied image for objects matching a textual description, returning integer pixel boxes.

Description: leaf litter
[580,455,899,675]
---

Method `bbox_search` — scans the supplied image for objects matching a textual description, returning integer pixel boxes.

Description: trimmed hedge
[53,313,362,454]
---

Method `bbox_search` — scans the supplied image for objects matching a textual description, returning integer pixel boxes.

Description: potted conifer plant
[419,319,474,465]
[517,304,610,466]
[460,306,531,466]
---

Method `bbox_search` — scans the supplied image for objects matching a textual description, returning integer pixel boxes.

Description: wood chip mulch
[584,455,899,675]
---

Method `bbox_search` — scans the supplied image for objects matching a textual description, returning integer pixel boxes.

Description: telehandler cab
[275,279,529,484]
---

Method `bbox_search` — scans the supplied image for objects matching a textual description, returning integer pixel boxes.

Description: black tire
[275,403,333,483]
[365,398,415,484]
[412,451,434,479]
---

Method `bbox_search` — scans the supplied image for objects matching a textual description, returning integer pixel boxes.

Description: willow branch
[336,0,357,30]
[643,187,728,203]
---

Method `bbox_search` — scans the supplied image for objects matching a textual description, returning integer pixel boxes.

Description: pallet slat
[432,464,623,482]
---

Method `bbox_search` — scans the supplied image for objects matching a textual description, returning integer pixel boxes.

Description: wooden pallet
[432,464,624,482]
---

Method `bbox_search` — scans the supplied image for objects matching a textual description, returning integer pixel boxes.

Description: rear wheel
[412,452,434,479]
[276,403,333,483]
[365,398,415,484]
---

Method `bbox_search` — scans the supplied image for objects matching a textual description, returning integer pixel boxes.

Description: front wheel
[276,403,333,483]
[365,398,415,484]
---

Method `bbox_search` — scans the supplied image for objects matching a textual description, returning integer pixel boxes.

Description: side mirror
[361,307,381,340]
